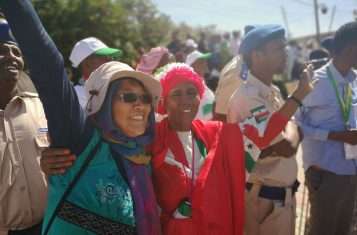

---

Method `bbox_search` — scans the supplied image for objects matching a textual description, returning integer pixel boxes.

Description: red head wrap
[154,63,205,115]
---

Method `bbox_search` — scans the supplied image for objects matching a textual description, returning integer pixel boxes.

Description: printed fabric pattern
[43,129,136,234]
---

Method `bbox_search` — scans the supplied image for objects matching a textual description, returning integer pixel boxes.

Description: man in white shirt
[0,20,49,235]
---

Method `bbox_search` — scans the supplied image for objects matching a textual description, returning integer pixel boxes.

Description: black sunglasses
[118,92,152,104]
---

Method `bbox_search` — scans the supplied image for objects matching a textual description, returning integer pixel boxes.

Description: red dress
[148,113,289,235]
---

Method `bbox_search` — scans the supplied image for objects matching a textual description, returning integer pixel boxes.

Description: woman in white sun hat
[0,0,161,234]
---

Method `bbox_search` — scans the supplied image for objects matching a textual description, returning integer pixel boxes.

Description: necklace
[181,131,195,201]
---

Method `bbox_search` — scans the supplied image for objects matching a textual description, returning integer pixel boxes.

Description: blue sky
[150,0,357,38]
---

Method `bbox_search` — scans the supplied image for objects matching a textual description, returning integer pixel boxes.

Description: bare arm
[268,121,301,158]
[277,65,317,118]
[260,64,315,158]
[328,129,357,145]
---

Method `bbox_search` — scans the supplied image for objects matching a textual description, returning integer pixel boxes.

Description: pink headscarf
[137,47,169,74]
[154,63,205,115]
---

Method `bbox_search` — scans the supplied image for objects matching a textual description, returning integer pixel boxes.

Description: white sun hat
[85,61,162,116]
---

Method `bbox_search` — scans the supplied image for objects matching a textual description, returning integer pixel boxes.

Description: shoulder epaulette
[17,91,39,98]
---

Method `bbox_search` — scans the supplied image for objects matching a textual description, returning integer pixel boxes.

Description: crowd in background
[1,1,357,235]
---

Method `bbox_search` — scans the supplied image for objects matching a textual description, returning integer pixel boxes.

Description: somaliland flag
[239,113,274,181]
[239,111,290,181]
[244,139,260,180]
[250,105,269,124]
[239,116,264,181]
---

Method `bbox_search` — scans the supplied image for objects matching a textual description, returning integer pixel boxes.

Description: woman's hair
[94,77,149,118]
[110,77,146,95]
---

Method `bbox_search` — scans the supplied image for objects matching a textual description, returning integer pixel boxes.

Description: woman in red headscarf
[148,63,315,235]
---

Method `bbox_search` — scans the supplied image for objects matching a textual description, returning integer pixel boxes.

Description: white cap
[85,61,162,116]
[69,37,122,68]
[185,39,198,48]
[185,50,212,66]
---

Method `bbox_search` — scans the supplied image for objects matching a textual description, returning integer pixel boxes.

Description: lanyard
[326,66,352,129]
[182,132,195,201]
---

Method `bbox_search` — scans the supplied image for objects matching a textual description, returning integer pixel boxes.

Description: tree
[31,0,173,70]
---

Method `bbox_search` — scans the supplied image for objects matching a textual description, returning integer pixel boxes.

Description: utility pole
[314,0,321,45]
[329,5,336,32]
[281,6,292,39]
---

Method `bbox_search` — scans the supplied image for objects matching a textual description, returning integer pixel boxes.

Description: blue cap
[0,21,18,46]
[244,25,259,35]
[321,36,333,52]
[238,24,285,55]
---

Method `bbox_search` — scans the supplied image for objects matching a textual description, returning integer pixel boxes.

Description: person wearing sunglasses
[18,2,316,234]
[118,92,153,104]
[38,58,316,235]
[0,1,162,234]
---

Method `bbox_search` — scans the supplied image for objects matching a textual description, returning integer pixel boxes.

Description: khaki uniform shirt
[214,56,245,115]
[0,93,49,232]
[228,73,297,187]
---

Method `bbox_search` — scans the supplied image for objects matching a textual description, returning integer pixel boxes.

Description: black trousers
[8,221,42,235]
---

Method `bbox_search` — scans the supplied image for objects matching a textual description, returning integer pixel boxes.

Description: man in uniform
[0,21,49,235]
[213,26,254,122]
[213,55,246,121]
[228,24,301,235]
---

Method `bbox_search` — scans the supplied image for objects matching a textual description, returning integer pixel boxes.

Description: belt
[245,180,300,201]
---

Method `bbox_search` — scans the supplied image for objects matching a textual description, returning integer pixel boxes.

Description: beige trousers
[244,184,296,235]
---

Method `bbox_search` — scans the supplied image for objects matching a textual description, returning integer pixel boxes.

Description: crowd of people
[0,1,357,235]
